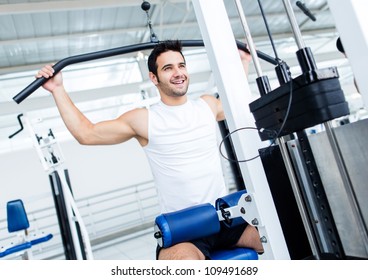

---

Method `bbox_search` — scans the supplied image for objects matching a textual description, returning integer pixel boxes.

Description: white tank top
[143,98,227,213]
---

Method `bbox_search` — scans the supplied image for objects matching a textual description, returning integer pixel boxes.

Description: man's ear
[149,72,158,86]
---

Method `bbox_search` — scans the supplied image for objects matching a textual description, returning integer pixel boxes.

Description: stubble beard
[159,80,189,98]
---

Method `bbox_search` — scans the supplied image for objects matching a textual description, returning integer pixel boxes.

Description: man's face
[150,50,189,98]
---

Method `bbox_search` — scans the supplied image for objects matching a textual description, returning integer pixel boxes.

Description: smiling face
[149,50,189,105]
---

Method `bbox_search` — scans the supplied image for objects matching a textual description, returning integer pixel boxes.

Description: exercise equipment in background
[0,199,53,259]
[8,113,93,260]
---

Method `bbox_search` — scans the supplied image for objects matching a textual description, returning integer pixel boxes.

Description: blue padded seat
[0,199,54,259]
[7,199,30,232]
[210,247,258,260]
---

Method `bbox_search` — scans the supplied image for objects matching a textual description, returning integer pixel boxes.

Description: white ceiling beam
[0,20,336,48]
[0,0,159,15]
[0,70,212,116]
[0,0,328,16]
[0,0,203,15]
[0,26,151,47]
[0,28,337,76]
[0,82,141,117]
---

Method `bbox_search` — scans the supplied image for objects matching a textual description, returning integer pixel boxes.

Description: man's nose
[173,66,184,76]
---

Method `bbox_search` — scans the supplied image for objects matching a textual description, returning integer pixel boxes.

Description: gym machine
[193,0,367,260]
[154,190,260,260]
[11,0,367,260]
[0,199,53,259]
[11,1,280,260]
[8,114,93,260]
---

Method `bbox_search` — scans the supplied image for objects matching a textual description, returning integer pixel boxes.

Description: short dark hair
[148,40,185,76]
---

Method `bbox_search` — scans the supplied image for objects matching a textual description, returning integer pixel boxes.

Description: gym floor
[92,228,157,260]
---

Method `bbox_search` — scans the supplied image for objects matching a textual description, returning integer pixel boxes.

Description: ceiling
[0,0,356,150]
[0,0,337,70]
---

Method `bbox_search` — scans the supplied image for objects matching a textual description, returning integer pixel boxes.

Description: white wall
[61,138,153,198]
[0,136,153,210]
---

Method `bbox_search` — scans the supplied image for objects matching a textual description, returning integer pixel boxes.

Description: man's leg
[158,242,206,260]
[236,225,264,254]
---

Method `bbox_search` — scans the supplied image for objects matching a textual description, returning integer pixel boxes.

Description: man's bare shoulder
[123,107,148,118]
[200,94,221,109]
[121,107,149,129]
[119,107,148,145]
[200,94,217,102]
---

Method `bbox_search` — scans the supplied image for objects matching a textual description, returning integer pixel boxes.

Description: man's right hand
[35,64,63,93]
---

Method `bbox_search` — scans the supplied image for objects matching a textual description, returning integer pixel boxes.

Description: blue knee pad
[154,203,220,248]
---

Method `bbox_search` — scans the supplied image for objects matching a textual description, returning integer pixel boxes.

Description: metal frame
[19,114,93,260]
[192,0,290,260]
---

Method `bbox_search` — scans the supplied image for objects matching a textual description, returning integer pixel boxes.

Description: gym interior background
[0,0,366,260]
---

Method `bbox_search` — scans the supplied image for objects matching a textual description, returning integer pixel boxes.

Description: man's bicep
[91,116,136,145]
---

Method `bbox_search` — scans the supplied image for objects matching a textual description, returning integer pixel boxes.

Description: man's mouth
[172,80,185,85]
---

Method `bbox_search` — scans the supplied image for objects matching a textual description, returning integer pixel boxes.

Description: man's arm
[201,49,251,122]
[239,48,251,76]
[36,65,147,146]
[201,95,224,122]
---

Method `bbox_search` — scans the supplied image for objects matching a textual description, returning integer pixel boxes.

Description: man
[36,40,263,260]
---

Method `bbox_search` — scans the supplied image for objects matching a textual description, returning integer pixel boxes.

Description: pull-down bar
[13,39,277,104]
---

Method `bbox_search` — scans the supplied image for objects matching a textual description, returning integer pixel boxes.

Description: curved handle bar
[13,40,277,104]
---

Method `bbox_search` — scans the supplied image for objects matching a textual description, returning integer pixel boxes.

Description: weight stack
[249,67,350,141]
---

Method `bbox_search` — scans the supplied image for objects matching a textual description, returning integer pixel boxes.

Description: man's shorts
[156,222,248,259]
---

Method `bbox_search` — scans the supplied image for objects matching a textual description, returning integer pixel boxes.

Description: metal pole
[277,137,321,259]
[282,0,306,49]
[234,0,263,77]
